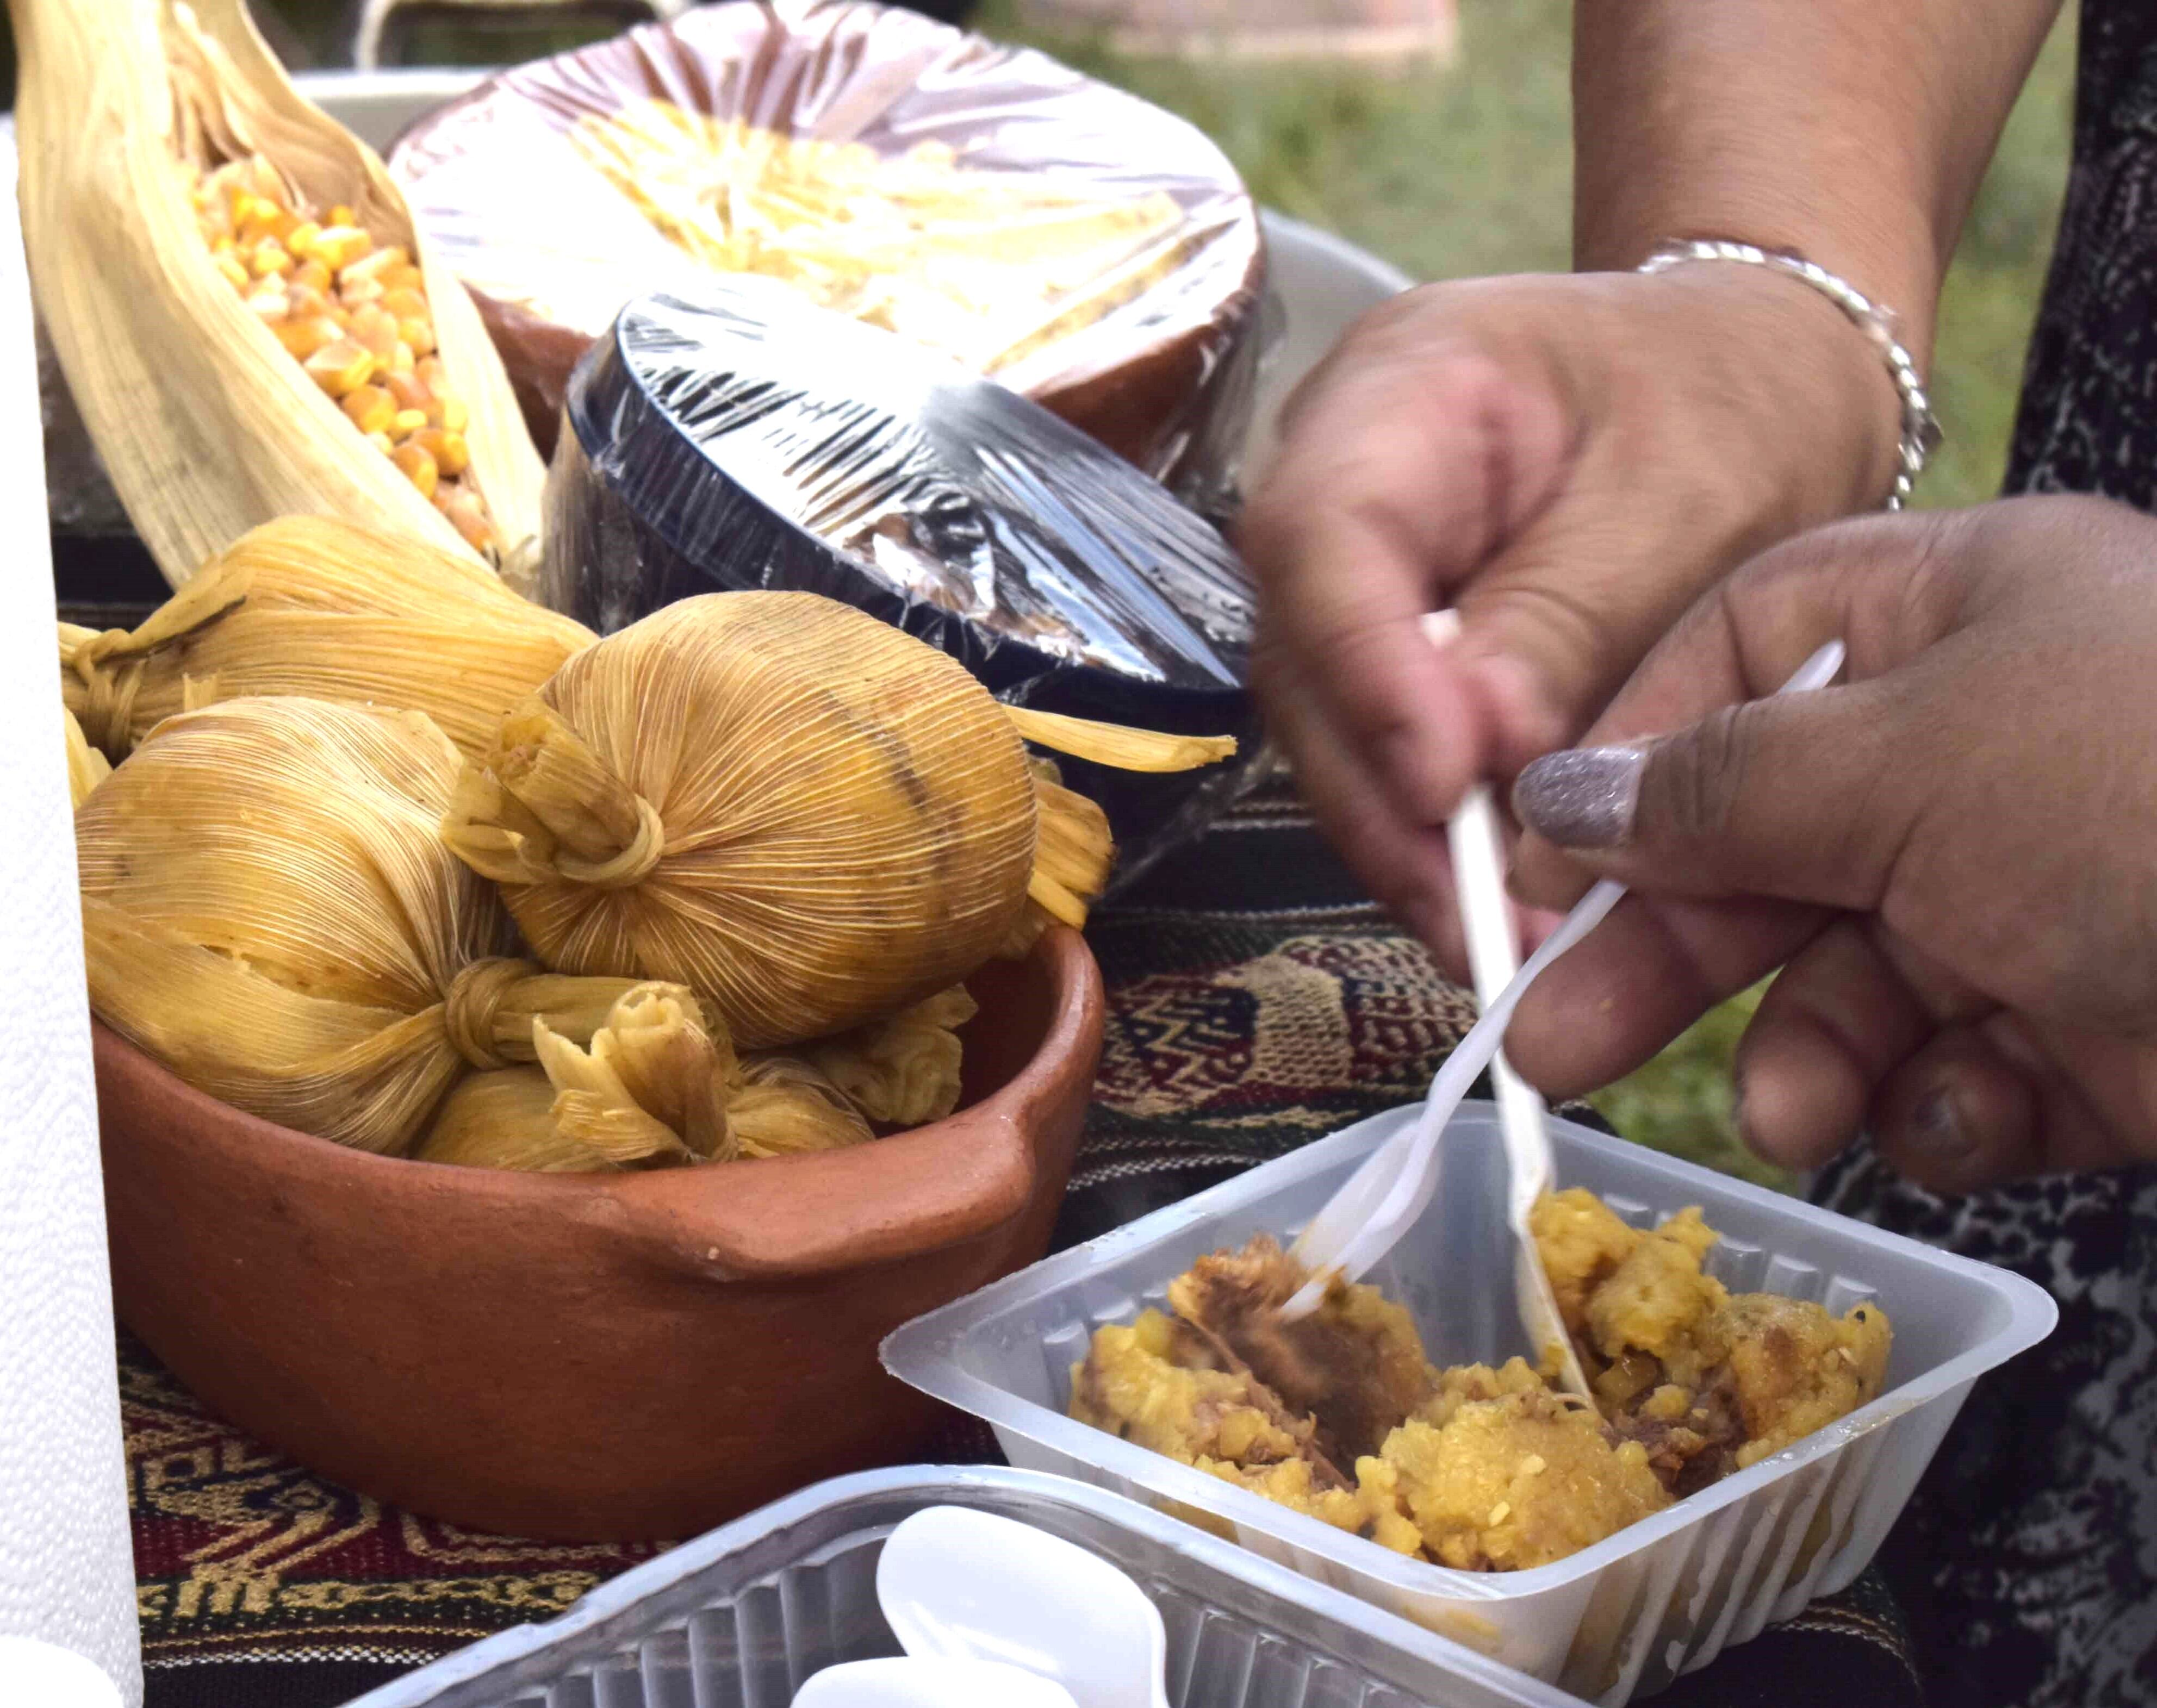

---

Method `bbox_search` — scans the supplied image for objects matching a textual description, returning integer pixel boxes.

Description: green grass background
[983,0,2079,1186]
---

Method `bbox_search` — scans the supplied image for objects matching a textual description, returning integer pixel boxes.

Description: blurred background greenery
[10,0,2080,1184]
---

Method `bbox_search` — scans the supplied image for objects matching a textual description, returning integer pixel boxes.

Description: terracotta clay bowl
[93,927,1102,1543]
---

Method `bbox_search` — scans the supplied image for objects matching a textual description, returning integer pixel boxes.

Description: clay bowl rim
[94,925,1103,1287]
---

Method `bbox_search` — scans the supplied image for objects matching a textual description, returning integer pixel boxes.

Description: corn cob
[189,156,492,550]
[10,0,542,585]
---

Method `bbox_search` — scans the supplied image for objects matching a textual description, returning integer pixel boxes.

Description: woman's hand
[1238,263,1900,967]
[1505,494,2157,1192]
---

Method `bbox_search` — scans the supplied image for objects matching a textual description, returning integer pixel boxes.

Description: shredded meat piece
[1167,1236,1433,1462]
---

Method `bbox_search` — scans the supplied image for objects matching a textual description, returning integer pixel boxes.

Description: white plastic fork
[1446,775,1592,1396]
[1281,637,1848,1323]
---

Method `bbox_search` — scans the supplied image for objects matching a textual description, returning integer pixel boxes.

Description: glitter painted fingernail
[1911,1089,1978,1162]
[1512,747,1645,849]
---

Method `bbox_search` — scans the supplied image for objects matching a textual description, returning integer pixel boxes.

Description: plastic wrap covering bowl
[386,0,1268,509]
[344,1466,1583,1708]
[544,279,1264,887]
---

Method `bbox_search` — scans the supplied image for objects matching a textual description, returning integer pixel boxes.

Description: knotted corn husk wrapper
[419,986,877,1174]
[419,984,741,1173]
[77,695,682,1155]
[728,1056,875,1158]
[59,515,593,763]
[64,709,112,808]
[799,986,978,1127]
[10,0,543,584]
[444,591,1232,1048]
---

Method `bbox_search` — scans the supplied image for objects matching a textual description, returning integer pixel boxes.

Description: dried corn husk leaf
[11,0,542,585]
[798,985,978,1127]
[77,695,666,1154]
[443,591,1235,1045]
[64,708,112,807]
[1005,706,1238,772]
[728,1056,875,1158]
[417,983,738,1173]
[412,1068,605,1173]
[59,515,591,762]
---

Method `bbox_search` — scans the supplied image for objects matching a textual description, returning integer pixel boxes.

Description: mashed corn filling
[1070,1189,1891,1572]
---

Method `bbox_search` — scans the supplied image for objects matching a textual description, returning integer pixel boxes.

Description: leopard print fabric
[1814,1146,2157,1705]
[1918,6,2157,1700]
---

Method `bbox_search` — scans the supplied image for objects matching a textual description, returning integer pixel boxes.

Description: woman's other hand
[1507,494,2157,1192]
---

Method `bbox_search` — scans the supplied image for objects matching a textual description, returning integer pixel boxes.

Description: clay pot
[94,928,1102,1542]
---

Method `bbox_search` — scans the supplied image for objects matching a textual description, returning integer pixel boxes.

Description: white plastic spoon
[1282,638,1848,1321]
[792,1656,1080,1708]
[876,1506,1170,1708]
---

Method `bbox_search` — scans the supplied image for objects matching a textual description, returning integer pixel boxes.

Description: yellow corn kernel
[390,441,438,500]
[311,225,372,271]
[381,263,426,295]
[349,306,397,358]
[273,315,340,360]
[384,369,432,414]
[285,220,323,259]
[388,340,416,375]
[291,258,334,294]
[303,337,375,398]
[397,317,436,357]
[284,282,331,322]
[248,239,291,278]
[213,251,250,291]
[438,486,493,552]
[340,245,409,287]
[339,276,385,309]
[243,284,287,321]
[388,408,427,439]
[327,203,356,227]
[227,190,263,230]
[438,394,469,435]
[340,384,396,437]
[380,287,427,321]
[415,355,447,387]
[366,430,395,455]
[412,426,469,477]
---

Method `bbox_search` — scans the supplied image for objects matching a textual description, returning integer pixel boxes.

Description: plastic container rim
[882,1099,2059,1603]
[343,1461,1588,1708]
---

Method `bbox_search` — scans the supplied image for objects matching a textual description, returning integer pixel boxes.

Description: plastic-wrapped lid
[388,0,1268,510]
[544,277,1264,888]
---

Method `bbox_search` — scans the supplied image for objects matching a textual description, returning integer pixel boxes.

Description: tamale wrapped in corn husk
[443,592,1234,1048]
[728,1056,876,1158]
[419,988,872,1171]
[10,0,543,583]
[796,986,978,1128]
[77,695,677,1154]
[417,984,737,1173]
[59,515,592,762]
[64,709,113,807]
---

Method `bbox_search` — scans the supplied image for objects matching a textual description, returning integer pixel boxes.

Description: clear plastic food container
[339,1464,1581,1708]
[882,1101,2056,1704]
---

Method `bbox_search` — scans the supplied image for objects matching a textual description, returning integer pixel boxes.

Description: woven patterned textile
[128,774,1922,1707]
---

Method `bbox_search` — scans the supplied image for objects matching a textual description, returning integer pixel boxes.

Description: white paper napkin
[0,134,147,1708]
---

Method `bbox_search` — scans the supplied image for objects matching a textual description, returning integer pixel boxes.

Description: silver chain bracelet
[1637,239,1943,510]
